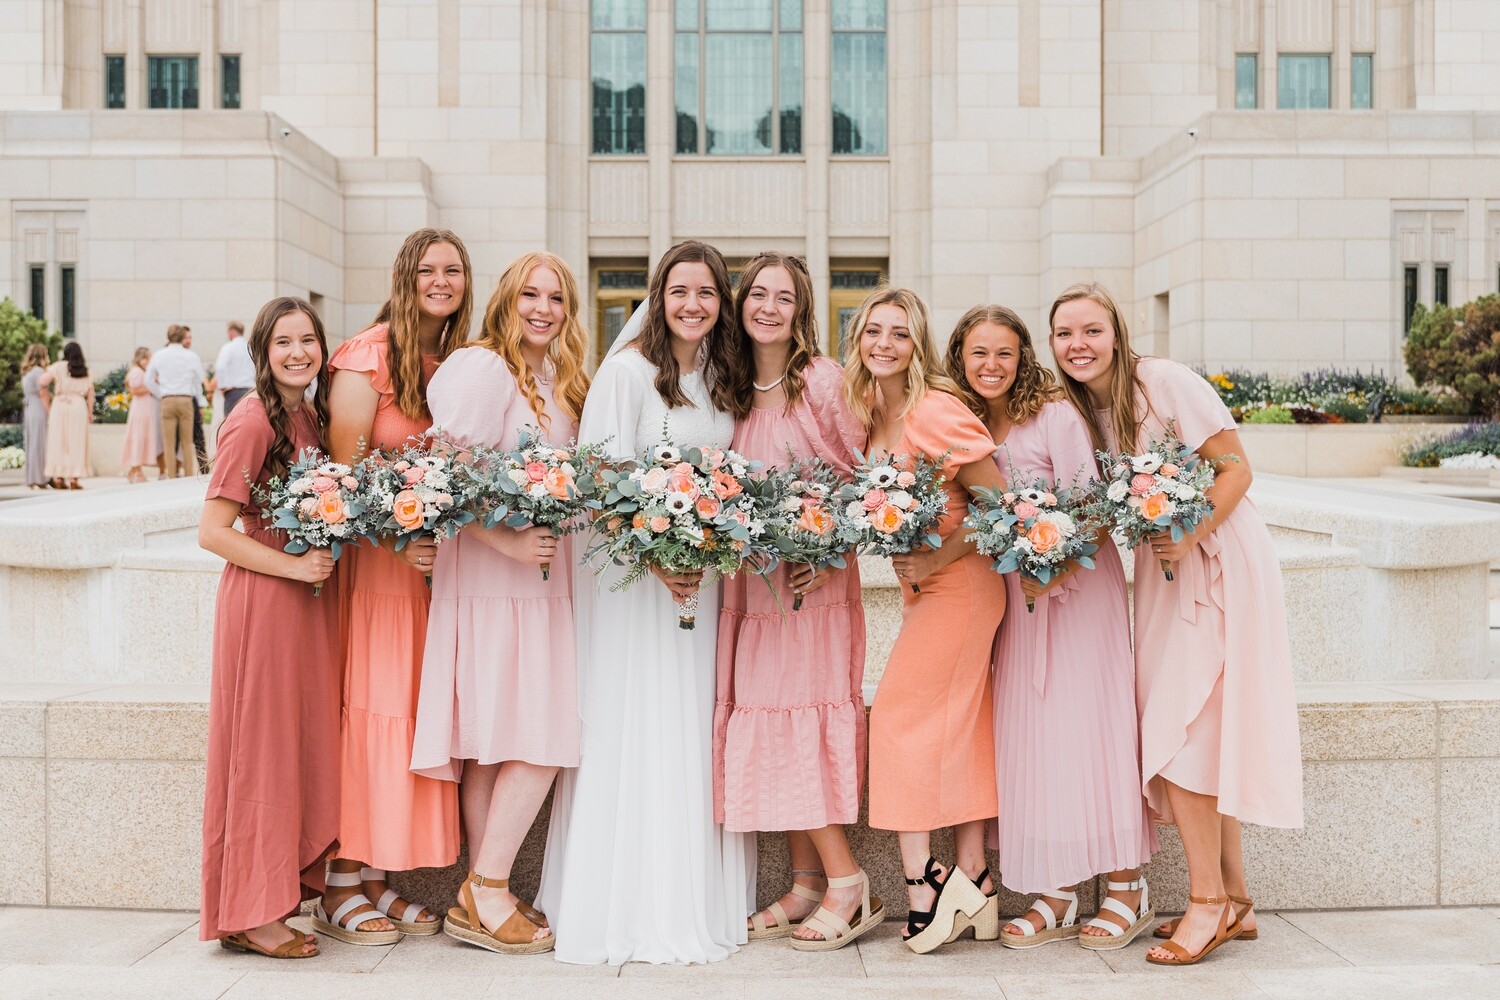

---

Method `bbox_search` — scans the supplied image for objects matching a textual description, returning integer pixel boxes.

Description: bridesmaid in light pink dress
[121,349,160,483]
[713,252,879,951]
[944,306,1156,951]
[411,252,591,955]
[1049,282,1302,968]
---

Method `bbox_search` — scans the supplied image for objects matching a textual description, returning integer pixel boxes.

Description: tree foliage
[1405,295,1500,418]
[0,297,64,419]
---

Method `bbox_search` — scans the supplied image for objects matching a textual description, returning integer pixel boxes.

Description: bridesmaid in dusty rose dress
[713,252,880,952]
[121,348,160,483]
[198,297,338,960]
[944,305,1156,951]
[411,251,591,955]
[1049,282,1302,968]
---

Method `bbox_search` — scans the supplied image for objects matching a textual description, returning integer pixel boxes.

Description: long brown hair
[1048,281,1148,454]
[724,251,819,418]
[373,228,474,421]
[21,343,49,373]
[471,252,592,433]
[62,341,88,380]
[841,286,961,429]
[945,304,1060,422]
[634,240,740,412]
[247,297,331,480]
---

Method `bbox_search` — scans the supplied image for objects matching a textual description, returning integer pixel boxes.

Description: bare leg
[461,759,500,859]
[790,825,862,942]
[750,831,827,933]
[1080,868,1144,937]
[468,761,558,943]
[321,857,394,933]
[1219,814,1255,933]
[898,830,941,938]
[953,820,988,884]
[1146,781,1229,961]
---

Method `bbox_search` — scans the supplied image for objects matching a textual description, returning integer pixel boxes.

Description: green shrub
[0,424,21,449]
[92,365,130,423]
[0,298,64,419]
[1316,396,1368,423]
[1405,295,1500,418]
[1243,405,1295,425]
[1401,421,1500,467]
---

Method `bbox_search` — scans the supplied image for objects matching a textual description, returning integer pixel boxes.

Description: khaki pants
[161,396,198,478]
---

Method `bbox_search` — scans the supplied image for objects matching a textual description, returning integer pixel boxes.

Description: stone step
[4,678,1496,916]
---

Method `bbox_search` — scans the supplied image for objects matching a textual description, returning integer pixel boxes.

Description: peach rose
[729,509,752,528]
[695,495,722,518]
[896,470,917,488]
[393,460,411,473]
[671,462,695,476]
[861,488,889,512]
[668,475,700,500]
[1027,519,1061,554]
[311,475,338,494]
[525,461,548,483]
[649,515,671,533]
[341,476,359,490]
[1129,473,1157,496]
[316,490,347,524]
[402,467,425,486]
[871,503,905,534]
[796,506,835,536]
[1013,501,1041,521]
[1159,463,1180,478]
[391,490,423,530]
[711,470,742,500]
[1141,491,1174,521]
[299,496,319,516]
[543,467,573,498]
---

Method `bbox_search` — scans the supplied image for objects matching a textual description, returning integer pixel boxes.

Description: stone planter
[87,417,219,478]
[1235,423,1423,477]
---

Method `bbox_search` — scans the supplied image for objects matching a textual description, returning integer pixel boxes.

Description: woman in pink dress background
[412,251,591,954]
[1049,282,1302,967]
[121,347,162,483]
[945,305,1156,951]
[40,341,92,489]
[713,252,879,952]
[320,228,472,942]
[198,296,338,959]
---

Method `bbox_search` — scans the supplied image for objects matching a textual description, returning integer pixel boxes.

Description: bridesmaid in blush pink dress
[944,306,1156,952]
[121,348,160,482]
[713,253,880,952]
[1049,282,1302,968]
[410,252,591,955]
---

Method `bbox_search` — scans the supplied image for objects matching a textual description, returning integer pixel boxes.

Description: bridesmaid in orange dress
[1048,282,1302,967]
[198,296,338,959]
[319,228,471,943]
[845,287,1008,955]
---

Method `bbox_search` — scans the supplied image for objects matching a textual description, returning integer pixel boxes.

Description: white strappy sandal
[789,870,886,952]
[1000,889,1079,949]
[749,871,826,940]
[313,868,402,946]
[361,866,442,936]
[1079,876,1155,950]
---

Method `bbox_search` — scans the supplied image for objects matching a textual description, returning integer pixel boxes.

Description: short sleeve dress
[989,400,1156,892]
[41,362,91,479]
[327,325,460,870]
[713,356,868,833]
[867,390,1005,833]
[410,347,582,778]
[199,397,342,940]
[1106,358,1303,829]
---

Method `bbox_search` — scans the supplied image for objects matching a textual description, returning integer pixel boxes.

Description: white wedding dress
[537,347,756,965]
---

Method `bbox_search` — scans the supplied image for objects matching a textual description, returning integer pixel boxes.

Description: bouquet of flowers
[763,458,856,611]
[585,438,775,630]
[361,434,480,586]
[964,472,1104,611]
[461,427,610,580]
[1094,426,1224,581]
[248,448,373,595]
[833,450,948,594]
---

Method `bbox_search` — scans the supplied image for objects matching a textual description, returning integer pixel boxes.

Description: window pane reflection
[832,31,886,154]
[1277,54,1330,109]
[592,32,646,154]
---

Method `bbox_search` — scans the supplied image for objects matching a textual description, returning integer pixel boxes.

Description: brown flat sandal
[443,871,554,955]
[1145,894,1242,967]
[220,930,319,959]
[1154,893,1256,941]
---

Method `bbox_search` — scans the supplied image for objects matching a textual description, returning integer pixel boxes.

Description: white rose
[424,470,450,489]
[527,483,547,499]
[844,500,866,523]
[562,462,576,476]
[1106,480,1129,503]
[1038,510,1076,538]
[730,463,747,477]
[506,468,529,486]
[289,477,315,494]
[781,497,804,513]
[1130,452,1163,474]
[1175,484,1197,501]
[886,489,914,510]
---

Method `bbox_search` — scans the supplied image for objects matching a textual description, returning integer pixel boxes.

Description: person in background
[39,341,93,490]
[182,327,213,472]
[146,324,207,478]
[216,320,255,419]
[121,346,161,484]
[20,343,52,489]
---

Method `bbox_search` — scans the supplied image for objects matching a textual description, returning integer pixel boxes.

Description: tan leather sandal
[219,930,318,959]
[749,870,826,941]
[443,871,554,955]
[1145,894,1243,966]
[790,870,885,952]
[1154,892,1256,941]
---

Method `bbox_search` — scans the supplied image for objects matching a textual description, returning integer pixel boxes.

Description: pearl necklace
[753,372,787,392]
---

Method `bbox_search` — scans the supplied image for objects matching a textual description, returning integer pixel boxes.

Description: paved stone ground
[1,906,1498,999]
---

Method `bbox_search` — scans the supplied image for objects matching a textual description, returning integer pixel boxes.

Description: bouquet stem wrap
[678,586,699,630]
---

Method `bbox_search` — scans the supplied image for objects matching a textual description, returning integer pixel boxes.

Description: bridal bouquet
[964,472,1104,612]
[763,458,856,611]
[361,434,480,586]
[833,450,948,594]
[461,427,609,580]
[1094,427,1224,581]
[585,439,774,630]
[248,448,374,595]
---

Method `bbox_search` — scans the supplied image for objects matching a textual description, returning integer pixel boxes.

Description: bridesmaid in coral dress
[320,228,471,943]
[1049,282,1303,968]
[846,287,1008,955]
[411,251,592,954]
[198,297,338,959]
[713,252,880,952]
[944,305,1157,951]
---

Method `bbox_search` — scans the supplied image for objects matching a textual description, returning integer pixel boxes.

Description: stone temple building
[1,0,1498,373]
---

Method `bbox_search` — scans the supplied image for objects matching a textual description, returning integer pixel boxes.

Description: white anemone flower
[665,492,695,515]
[869,465,899,487]
[1130,452,1164,474]
[652,444,681,464]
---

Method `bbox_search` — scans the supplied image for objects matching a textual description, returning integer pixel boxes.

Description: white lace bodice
[582,348,734,457]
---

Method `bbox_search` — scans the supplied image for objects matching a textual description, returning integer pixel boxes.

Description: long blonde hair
[130,346,151,370]
[945,304,1061,422]
[21,343,50,373]
[374,228,475,421]
[841,286,961,429]
[471,252,591,431]
[1049,281,1148,454]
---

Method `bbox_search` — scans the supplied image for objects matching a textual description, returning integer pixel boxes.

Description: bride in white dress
[538,240,757,965]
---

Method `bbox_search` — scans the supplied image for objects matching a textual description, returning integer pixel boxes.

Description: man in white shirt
[214,320,254,418]
[145,325,207,478]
